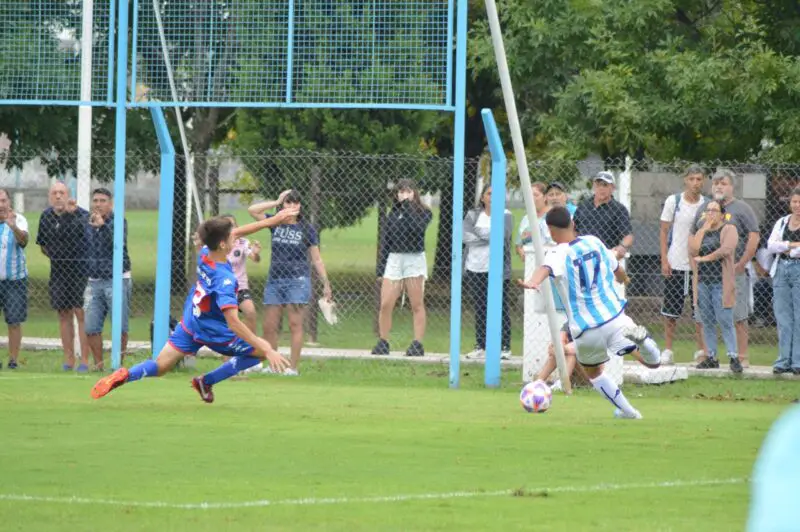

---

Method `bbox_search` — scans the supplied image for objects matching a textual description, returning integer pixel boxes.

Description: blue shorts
[0,279,28,325]
[263,277,311,306]
[167,324,256,357]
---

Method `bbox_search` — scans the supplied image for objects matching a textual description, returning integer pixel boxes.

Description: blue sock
[127,359,159,382]
[202,356,261,386]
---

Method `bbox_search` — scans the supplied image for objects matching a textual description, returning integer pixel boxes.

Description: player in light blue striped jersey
[520,207,662,419]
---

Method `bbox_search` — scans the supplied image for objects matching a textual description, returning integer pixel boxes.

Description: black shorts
[661,270,692,318]
[237,289,253,307]
[49,272,88,311]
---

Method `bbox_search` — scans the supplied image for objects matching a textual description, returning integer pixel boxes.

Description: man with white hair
[0,189,29,370]
[691,169,760,368]
[36,182,91,372]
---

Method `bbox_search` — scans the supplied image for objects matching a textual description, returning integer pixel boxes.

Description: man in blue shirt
[91,209,297,403]
[85,188,132,368]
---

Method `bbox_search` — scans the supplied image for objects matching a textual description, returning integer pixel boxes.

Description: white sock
[591,373,638,417]
[641,337,661,365]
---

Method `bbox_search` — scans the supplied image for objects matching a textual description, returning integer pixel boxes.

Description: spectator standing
[248,190,332,376]
[766,187,800,375]
[573,171,634,259]
[0,189,28,370]
[463,184,513,359]
[689,200,742,373]
[372,179,433,357]
[36,182,92,371]
[221,214,261,333]
[544,181,577,216]
[691,170,760,367]
[85,188,132,367]
[515,182,550,263]
[659,165,708,365]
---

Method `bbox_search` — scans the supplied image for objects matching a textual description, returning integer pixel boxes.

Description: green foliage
[469,0,800,161]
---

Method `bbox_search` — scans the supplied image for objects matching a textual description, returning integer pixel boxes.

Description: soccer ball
[520,380,552,413]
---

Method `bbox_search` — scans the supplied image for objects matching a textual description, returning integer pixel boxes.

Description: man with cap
[573,171,634,259]
[545,181,577,216]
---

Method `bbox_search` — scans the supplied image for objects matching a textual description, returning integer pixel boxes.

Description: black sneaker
[792,368,800,376]
[729,357,743,374]
[696,357,720,369]
[773,366,793,375]
[405,340,424,357]
[7,360,17,370]
[371,339,390,356]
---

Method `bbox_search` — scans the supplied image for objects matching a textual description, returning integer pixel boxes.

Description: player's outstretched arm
[517,265,550,290]
[233,207,301,238]
[222,308,289,373]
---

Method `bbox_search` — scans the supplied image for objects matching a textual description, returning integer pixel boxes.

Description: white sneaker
[660,349,675,366]
[500,350,512,360]
[551,379,563,392]
[261,364,277,374]
[622,325,648,344]
[465,348,485,360]
[283,368,299,376]
[614,408,643,420]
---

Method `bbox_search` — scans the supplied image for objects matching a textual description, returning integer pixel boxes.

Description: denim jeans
[85,278,132,334]
[772,260,800,370]
[696,281,738,358]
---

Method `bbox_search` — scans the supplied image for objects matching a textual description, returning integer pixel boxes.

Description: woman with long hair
[766,187,800,374]
[464,184,513,359]
[689,200,742,373]
[372,179,433,357]
[248,190,332,375]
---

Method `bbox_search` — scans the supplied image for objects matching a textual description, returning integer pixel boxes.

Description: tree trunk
[207,162,220,216]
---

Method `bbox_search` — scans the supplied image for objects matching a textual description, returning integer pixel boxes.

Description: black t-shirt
[782,224,800,258]
[697,227,724,283]
[573,198,632,250]
[36,207,91,275]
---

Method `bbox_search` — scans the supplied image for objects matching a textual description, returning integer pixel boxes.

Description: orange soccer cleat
[91,368,130,399]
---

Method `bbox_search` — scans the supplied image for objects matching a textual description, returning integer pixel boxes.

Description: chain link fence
[2,149,795,382]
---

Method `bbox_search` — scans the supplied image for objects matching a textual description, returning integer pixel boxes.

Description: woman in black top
[372,179,433,357]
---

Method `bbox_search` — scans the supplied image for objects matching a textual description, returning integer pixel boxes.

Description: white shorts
[383,252,428,281]
[574,313,638,367]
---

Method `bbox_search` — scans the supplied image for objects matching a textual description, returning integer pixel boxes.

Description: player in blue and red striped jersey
[91,211,297,403]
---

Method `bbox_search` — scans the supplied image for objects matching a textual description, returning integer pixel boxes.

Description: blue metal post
[481,109,506,388]
[150,108,175,358]
[285,0,295,103]
[111,0,130,370]
[448,0,468,389]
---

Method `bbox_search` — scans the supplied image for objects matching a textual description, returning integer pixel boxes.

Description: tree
[467,0,800,162]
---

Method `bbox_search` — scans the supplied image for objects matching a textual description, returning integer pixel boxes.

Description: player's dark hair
[198,216,234,251]
[545,206,572,229]
[220,213,237,226]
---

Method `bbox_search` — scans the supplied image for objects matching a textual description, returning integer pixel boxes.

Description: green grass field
[0,354,795,531]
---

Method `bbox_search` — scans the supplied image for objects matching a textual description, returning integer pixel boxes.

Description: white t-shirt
[660,193,705,271]
[0,213,28,281]
[517,214,554,253]
[466,211,491,273]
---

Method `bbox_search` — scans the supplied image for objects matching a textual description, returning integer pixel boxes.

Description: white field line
[0,478,746,510]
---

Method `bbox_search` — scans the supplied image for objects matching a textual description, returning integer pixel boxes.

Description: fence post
[480,109,506,388]
[151,108,175,358]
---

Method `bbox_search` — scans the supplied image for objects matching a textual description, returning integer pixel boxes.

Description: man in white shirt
[0,189,29,370]
[659,165,707,365]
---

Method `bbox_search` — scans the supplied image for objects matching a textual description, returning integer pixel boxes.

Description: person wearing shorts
[659,164,707,365]
[221,214,261,333]
[37,182,92,371]
[248,190,332,376]
[0,189,29,371]
[85,188,132,367]
[372,179,433,358]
